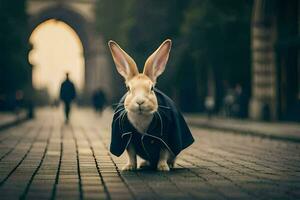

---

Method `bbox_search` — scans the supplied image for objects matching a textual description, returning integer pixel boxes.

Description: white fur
[127,112,153,133]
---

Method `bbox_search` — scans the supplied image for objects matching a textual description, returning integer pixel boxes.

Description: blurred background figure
[92,88,107,115]
[60,73,76,123]
[233,84,247,118]
[222,86,235,117]
[205,96,215,119]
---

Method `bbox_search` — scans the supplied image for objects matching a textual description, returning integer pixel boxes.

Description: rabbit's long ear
[143,39,172,83]
[108,40,138,81]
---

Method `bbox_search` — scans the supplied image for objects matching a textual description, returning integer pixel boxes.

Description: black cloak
[110,89,194,164]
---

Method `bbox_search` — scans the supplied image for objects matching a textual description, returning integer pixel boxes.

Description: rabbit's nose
[136,100,145,105]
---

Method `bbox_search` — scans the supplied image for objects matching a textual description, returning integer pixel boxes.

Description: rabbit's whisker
[117,109,127,131]
[155,111,164,136]
[120,110,127,126]
[158,105,171,109]
[113,103,125,108]
[114,107,125,115]
[115,109,126,121]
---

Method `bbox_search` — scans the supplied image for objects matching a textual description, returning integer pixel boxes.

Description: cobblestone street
[0,108,300,200]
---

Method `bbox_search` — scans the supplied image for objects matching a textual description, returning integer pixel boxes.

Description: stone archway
[27,0,116,102]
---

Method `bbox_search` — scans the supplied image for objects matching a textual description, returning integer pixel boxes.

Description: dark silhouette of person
[59,73,76,123]
[92,88,107,114]
[233,84,247,118]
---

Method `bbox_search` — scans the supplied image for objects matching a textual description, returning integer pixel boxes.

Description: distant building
[250,0,300,121]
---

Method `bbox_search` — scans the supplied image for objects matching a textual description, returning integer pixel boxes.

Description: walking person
[92,88,107,115]
[59,73,76,123]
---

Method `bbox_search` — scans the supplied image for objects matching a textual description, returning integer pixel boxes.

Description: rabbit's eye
[151,86,154,91]
[126,86,130,92]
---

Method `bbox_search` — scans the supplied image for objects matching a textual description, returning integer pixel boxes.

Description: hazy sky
[29,19,84,98]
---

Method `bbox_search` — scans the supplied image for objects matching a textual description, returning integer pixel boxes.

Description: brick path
[0,111,28,130]
[186,114,300,142]
[0,108,299,200]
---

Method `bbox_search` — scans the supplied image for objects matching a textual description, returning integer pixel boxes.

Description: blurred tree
[127,0,188,66]
[0,0,31,97]
[178,0,252,111]
[95,0,136,47]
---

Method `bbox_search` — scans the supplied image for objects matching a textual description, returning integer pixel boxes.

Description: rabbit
[108,39,194,171]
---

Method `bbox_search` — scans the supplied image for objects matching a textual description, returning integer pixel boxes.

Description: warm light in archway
[29,19,84,99]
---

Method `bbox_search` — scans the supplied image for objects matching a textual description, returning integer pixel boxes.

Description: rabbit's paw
[157,161,170,171]
[168,162,175,169]
[139,160,151,168]
[122,163,136,171]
